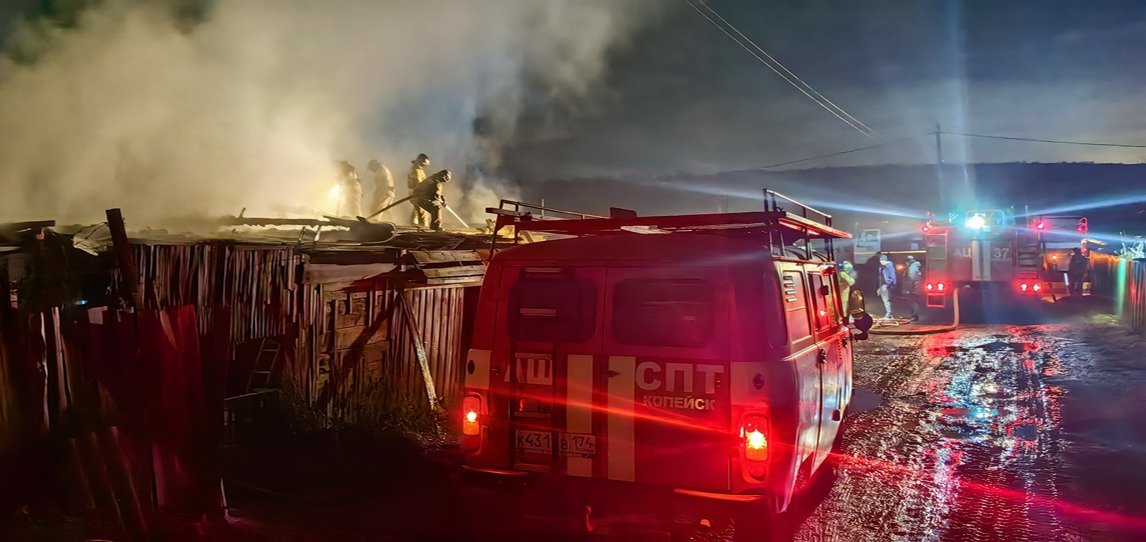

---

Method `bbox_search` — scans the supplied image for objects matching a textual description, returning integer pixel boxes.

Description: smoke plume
[0,0,653,226]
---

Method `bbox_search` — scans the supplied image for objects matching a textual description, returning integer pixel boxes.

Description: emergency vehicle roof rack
[486,189,850,261]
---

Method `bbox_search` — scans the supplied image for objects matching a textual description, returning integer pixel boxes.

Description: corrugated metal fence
[1090,253,1146,333]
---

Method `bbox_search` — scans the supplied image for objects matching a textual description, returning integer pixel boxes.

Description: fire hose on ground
[870,287,961,336]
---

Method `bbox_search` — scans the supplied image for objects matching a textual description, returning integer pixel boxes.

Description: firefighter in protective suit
[412,170,452,230]
[367,160,395,216]
[407,153,430,226]
[337,160,362,217]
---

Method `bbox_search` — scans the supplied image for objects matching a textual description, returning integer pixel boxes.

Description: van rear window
[612,279,714,347]
[508,278,597,343]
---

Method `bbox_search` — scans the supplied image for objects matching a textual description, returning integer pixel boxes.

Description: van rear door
[807,266,849,469]
[496,267,605,476]
[602,268,731,490]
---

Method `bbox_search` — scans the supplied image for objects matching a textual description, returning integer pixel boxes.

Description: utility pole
[935,123,944,165]
[935,123,946,210]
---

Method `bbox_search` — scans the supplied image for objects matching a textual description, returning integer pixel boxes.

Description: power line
[940,131,1146,149]
[692,0,874,135]
[685,0,874,137]
[751,128,1146,170]
[759,133,927,169]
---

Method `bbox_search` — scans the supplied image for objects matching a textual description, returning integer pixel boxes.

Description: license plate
[560,433,597,457]
[515,430,552,454]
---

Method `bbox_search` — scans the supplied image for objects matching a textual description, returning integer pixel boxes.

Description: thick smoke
[0,0,651,225]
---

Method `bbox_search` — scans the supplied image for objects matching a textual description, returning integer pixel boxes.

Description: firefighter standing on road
[838,261,856,310]
[412,170,452,231]
[407,153,430,226]
[367,160,395,217]
[1068,247,1088,295]
[905,255,923,321]
[337,160,362,218]
[878,254,897,320]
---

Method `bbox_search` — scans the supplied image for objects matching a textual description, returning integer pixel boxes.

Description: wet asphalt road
[790,320,1146,542]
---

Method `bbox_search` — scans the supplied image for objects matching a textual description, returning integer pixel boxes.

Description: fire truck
[919,209,1089,309]
[460,191,872,539]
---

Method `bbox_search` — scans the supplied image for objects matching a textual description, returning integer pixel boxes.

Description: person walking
[878,254,897,319]
[905,255,923,321]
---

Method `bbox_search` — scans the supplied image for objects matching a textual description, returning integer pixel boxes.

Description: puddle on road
[848,389,883,415]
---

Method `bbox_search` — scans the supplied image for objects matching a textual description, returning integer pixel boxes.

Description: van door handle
[607,370,621,378]
[816,349,827,365]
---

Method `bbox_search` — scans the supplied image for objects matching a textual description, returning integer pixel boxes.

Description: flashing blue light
[965,213,987,230]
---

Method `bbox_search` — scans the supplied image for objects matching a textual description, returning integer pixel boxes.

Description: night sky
[503,0,1146,179]
[3,1,1144,184]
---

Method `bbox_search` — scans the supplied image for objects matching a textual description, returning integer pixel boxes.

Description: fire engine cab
[461,191,872,539]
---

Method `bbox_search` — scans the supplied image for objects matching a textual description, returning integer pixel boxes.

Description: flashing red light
[926,282,934,291]
[937,282,946,292]
[740,415,769,462]
[922,224,930,233]
[1033,283,1042,292]
[1019,282,1029,292]
[462,395,482,437]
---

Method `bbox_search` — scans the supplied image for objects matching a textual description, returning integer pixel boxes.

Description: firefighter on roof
[407,153,431,226]
[412,169,452,230]
[337,160,362,218]
[367,160,395,216]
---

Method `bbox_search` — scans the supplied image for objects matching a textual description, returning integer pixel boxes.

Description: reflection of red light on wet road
[821,448,1146,532]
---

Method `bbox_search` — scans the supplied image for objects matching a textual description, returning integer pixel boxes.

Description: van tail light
[1033,283,1041,292]
[462,394,482,437]
[1019,282,1029,293]
[739,414,770,462]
